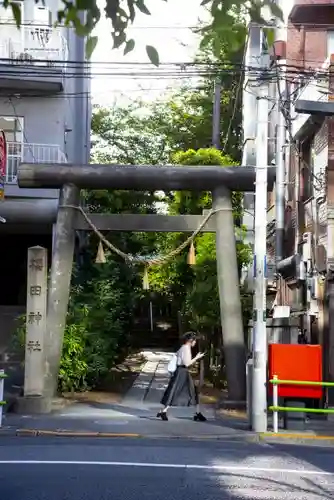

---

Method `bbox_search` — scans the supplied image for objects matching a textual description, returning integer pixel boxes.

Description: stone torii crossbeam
[18,163,275,407]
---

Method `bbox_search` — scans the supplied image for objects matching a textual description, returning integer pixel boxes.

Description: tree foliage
[91,82,243,166]
[91,104,170,165]
[90,9,246,162]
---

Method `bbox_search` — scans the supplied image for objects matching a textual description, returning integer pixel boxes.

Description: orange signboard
[268,344,323,399]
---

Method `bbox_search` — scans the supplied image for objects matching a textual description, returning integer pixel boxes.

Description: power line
[1,80,331,100]
[0,57,248,66]
[0,58,330,75]
[0,64,330,79]
[0,56,331,67]
[272,50,323,189]
[221,28,249,153]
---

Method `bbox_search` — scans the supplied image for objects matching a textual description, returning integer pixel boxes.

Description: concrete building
[243,0,334,384]
[0,0,91,370]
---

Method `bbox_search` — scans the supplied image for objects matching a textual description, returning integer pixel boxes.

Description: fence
[6,142,67,183]
[269,376,334,433]
[247,318,299,352]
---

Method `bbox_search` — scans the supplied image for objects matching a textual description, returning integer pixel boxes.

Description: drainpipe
[294,143,301,256]
[275,81,286,263]
[274,2,287,265]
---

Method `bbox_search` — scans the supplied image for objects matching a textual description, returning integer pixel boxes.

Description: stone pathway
[123,351,172,405]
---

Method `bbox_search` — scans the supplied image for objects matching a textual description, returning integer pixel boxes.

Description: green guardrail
[268,377,334,433]
[270,406,334,414]
[269,379,334,387]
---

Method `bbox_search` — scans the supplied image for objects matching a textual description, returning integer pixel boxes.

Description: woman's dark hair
[182,331,197,343]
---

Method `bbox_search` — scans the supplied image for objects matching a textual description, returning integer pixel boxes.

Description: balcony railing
[6,142,67,183]
[0,26,68,67]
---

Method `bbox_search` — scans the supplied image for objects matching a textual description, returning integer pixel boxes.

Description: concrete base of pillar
[15,395,52,414]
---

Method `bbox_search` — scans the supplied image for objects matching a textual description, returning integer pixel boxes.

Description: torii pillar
[213,186,245,403]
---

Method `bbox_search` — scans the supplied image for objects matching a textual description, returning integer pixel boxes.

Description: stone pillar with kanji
[18,246,50,413]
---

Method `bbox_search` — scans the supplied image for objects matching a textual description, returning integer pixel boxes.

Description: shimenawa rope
[60,204,231,267]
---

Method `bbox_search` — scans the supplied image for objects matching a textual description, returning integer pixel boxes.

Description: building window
[0,116,24,183]
[0,116,23,143]
[327,31,334,59]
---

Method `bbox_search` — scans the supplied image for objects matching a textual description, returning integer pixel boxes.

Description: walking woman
[157,331,207,422]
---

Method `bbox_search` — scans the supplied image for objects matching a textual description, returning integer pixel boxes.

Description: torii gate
[18,163,275,406]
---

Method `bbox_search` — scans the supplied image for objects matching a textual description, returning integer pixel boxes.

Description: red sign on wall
[0,130,7,200]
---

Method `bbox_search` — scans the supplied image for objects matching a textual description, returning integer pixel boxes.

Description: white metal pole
[251,77,269,433]
[273,374,278,433]
[0,369,4,428]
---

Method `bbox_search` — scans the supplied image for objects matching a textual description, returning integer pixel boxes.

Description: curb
[12,429,255,441]
[259,432,334,442]
[15,429,142,438]
[6,429,334,444]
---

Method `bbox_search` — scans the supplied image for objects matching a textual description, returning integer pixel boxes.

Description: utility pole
[212,78,221,149]
[252,76,269,432]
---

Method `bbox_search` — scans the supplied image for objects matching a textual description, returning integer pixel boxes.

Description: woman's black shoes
[194,412,207,422]
[157,411,168,421]
[157,411,206,422]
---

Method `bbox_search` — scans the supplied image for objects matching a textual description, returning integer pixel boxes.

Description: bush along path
[60,351,147,406]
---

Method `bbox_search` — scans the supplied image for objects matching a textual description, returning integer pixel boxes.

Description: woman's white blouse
[176,344,192,367]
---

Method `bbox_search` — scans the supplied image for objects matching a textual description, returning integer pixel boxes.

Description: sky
[91,0,209,105]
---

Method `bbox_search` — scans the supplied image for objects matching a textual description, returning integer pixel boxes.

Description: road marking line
[0,461,331,475]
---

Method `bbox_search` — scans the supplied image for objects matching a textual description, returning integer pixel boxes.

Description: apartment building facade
[280,0,334,381]
[0,0,91,359]
[243,0,334,382]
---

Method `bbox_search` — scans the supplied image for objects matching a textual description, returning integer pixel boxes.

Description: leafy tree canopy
[91,75,243,165]
[4,0,282,61]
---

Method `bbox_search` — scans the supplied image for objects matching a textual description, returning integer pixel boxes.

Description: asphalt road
[1,437,334,500]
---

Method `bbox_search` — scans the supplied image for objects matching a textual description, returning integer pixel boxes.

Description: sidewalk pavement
[1,350,251,440]
[3,350,334,443]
